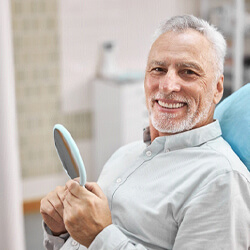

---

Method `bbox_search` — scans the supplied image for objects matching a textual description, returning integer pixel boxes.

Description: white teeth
[158,100,184,109]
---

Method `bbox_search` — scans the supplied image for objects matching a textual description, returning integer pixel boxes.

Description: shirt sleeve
[42,221,70,250]
[89,225,148,250]
[173,171,250,250]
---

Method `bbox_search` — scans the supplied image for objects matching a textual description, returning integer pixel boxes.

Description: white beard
[149,92,214,134]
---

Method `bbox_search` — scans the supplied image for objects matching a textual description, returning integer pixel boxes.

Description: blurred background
[1,0,250,249]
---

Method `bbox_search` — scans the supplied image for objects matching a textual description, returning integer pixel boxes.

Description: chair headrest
[214,83,250,171]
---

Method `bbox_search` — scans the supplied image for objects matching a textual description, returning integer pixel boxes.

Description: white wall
[59,0,200,112]
[0,0,25,249]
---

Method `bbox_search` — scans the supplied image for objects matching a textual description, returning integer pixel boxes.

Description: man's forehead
[150,29,212,55]
[155,29,207,43]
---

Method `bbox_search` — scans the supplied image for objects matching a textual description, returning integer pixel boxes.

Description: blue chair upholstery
[214,83,250,171]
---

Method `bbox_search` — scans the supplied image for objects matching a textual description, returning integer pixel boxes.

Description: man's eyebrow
[148,60,167,67]
[148,60,205,73]
[176,62,203,72]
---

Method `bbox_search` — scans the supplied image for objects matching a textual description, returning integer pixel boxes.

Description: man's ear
[213,75,224,104]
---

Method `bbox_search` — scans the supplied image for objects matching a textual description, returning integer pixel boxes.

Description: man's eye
[184,69,195,75]
[152,67,164,72]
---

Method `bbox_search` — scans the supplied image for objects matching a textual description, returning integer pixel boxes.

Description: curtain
[0,0,25,249]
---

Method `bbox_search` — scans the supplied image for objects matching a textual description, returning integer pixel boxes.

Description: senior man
[41,15,250,249]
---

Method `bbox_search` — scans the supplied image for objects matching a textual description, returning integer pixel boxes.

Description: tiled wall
[11,0,200,179]
[11,0,91,178]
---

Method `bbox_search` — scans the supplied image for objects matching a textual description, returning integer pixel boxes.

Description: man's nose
[159,70,181,94]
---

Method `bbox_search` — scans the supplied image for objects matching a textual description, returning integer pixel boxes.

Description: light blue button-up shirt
[44,121,250,250]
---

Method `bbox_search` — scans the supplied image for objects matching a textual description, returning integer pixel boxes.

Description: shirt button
[116,178,122,183]
[146,150,152,157]
[72,240,78,246]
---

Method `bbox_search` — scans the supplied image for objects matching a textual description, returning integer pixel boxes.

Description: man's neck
[149,126,176,142]
[149,123,169,142]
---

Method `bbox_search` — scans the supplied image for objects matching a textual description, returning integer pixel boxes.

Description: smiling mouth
[157,100,186,109]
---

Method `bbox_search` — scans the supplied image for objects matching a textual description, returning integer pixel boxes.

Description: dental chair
[214,83,250,171]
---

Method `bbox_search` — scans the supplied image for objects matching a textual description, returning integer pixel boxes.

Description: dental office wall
[0,0,25,249]
[16,0,250,249]
[12,1,199,248]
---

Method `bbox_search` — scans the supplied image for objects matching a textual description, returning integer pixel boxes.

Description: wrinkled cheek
[144,77,158,95]
[185,98,196,115]
[192,97,203,116]
[145,94,154,112]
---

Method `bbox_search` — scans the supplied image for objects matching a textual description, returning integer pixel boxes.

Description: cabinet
[92,78,148,179]
[200,0,250,95]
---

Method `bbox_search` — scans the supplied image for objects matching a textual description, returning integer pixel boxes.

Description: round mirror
[53,124,86,186]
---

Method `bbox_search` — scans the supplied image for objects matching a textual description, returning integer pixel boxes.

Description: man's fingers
[55,188,66,216]
[85,182,106,199]
[40,198,63,223]
[64,189,79,207]
[52,195,64,218]
[63,196,72,209]
[73,177,80,183]
[65,180,84,198]
[65,181,106,202]
[58,188,69,203]
[51,187,66,217]
[40,186,66,220]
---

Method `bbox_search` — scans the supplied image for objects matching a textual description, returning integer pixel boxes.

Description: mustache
[151,93,189,103]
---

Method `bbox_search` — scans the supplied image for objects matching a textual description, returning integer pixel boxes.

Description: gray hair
[153,15,227,80]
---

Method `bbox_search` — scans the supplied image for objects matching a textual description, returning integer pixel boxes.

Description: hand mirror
[53,124,87,186]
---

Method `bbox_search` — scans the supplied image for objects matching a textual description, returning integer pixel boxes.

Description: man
[40,15,250,249]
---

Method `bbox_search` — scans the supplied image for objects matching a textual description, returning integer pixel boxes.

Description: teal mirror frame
[53,124,87,186]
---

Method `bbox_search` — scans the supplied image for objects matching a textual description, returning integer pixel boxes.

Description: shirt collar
[143,120,222,151]
[143,127,151,146]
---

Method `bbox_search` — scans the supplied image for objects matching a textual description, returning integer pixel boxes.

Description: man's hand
[63,180,112,247]
[40,186,67,236]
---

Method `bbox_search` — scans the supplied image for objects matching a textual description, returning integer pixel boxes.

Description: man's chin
[151,117,193,134]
